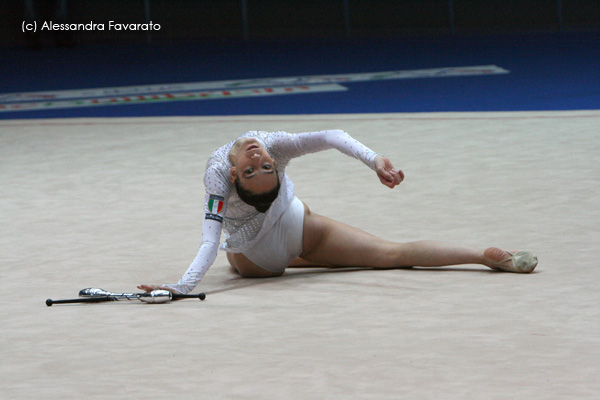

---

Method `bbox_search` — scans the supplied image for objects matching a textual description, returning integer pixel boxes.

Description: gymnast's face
[229,137,278,194]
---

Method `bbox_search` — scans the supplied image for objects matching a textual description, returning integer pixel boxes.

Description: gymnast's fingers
[137,284,160,293]
[395,169,405,184]
[378,171,396,188]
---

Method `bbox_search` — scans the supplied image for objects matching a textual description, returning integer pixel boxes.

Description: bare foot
[483,247,510,270]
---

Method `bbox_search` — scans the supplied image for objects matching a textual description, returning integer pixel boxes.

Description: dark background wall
[1,0,599,47]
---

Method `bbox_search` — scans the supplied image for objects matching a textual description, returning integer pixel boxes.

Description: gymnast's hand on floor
[375,155,404,189]
[137,284,179,294]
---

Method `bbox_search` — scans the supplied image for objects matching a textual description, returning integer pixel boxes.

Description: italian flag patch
[208,194,225,215]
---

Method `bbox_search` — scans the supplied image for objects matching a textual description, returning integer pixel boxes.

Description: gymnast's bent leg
[227,252,284,278]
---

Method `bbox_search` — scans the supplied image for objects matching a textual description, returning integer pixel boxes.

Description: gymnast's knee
[239,269,284,279]
[227,252,284,278]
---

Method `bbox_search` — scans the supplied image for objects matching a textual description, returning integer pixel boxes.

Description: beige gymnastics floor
[1,111,599,399]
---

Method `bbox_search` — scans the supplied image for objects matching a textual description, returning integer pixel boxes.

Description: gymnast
[139,130,537,294]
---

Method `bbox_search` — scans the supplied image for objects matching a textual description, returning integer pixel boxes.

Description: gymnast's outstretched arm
[139,167,228,294]
[269,129,404,188]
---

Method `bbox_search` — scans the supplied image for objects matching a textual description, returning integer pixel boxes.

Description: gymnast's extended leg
[299,207,507,270]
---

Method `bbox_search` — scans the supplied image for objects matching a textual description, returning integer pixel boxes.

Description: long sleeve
[163,166,229,294]
[268,129,380,170]
[163,217,222,294]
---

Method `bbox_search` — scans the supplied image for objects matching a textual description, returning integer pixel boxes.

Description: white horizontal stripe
[0,84,348,113]
[0,65,508,103]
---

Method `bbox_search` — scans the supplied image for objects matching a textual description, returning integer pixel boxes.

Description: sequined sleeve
[163,166,230,294]
[269,130,379,170]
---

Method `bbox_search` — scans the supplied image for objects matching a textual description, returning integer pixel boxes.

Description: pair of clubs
[46,287,205,306]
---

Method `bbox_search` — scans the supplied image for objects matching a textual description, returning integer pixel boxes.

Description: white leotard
[165,130,379,294]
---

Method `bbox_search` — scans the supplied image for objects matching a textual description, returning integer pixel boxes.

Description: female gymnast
[139,130,537,295]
